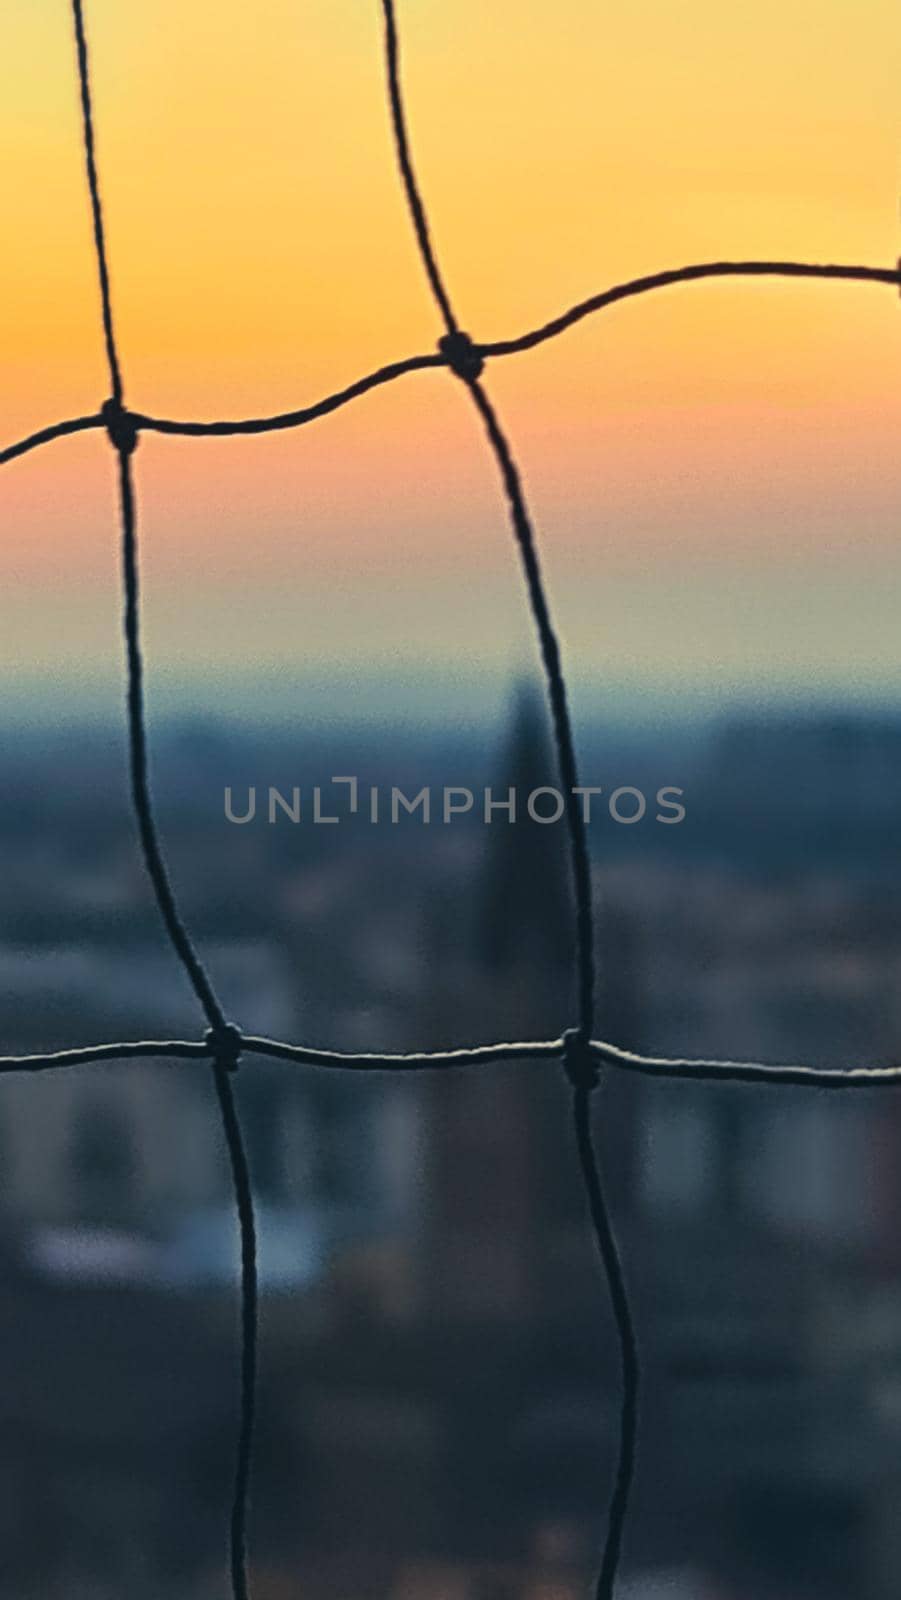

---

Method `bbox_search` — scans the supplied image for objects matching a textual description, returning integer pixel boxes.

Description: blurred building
[2,705,901,1594]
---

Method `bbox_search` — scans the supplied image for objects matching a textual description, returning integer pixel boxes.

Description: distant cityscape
[2,690,901,1598]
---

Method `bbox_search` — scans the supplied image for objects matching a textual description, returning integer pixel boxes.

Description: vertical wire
[111,337,260,1600]
[70,0,123,404]
[466,380,638,1600]
[381,0,460,334]
[377,4,638,1592]
[377,0,595,1036]
[212,1061,260,1600]
[115,447,229,1032]
[69,7,258,1595]
[70,0,210,1018]
[573,1084,639,1599]
[464,379,596,1035]
[70,0,225,1028]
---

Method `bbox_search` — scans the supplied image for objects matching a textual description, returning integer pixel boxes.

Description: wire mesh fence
[1,3,899,1597]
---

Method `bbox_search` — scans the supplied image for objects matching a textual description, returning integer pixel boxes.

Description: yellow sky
[1,0,899,713]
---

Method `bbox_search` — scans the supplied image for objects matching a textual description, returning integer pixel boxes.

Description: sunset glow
[2,0,898,712]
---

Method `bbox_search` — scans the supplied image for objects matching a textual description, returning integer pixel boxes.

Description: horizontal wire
[2,259,897,468]
[0,1040,210,1074]
[592,1040,901,1088]
[244,1033,565,1069]
[0,413,104,466]
[480,259,901,356]
[130,351,444,439]
[5,1031,901,1086]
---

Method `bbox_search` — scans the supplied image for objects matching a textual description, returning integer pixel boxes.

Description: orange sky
[1,0,899,720]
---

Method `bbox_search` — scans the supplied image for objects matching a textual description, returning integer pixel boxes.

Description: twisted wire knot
[438,330,484,383]
[205,1023,244,1072]
[101,397,139,456]
[562,1028,599,1092]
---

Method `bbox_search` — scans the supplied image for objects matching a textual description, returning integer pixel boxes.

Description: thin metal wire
[481,259,901,356]
[463,377,596,1034]
[591,1040,901,1088]
[468,273,637,1600]
[246,1034,566,1070]
[132,351,445,438]
[377,0,598,1037]
[70,0,122,404]
[381,0,459,334]
[0,413,104,467]
[6,1031,901,1086]
[0,5,893,1600]
[116,444,229,1031]
[212,1060,259,1600]
[68,7,257,1597]
[3,262,898,467]
[0,1040,211,1075]
[377,3,636,1592]
[573,1083,638,1599]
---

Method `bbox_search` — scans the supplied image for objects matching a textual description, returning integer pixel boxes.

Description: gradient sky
[1,0,899,725]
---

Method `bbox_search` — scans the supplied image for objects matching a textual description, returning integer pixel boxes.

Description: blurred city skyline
[3,695,901,1596]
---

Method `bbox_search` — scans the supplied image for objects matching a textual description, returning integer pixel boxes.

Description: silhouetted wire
[481,259,901,356]
[0,1041,211,1075]
[114,443,230,1030]
[590,1041,901,1088]
[246,1037,901,1088]
[111,264,259,1600]
[464,379,596,1032]
[8,1031,901,1087]
[246,1034,566,1070]
[212,1058,259,1600]
[132,351,445,437]
[0,413,104,467]
[573,1081,638,1599]
[378,0,596,1043]
[3,262,898,467]
[381,0,459,333]
[378,3,635,1593]
[69,6,257,1597]
[70,0,122,404]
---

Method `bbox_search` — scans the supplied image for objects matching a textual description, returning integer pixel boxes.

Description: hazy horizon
[2,0,898,722]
